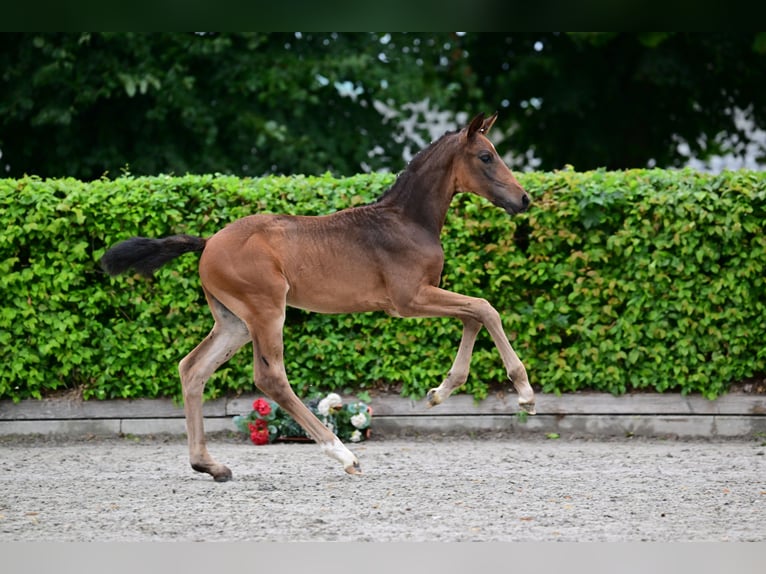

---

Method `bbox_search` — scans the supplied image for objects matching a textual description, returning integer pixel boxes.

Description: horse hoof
[345,461,362,475]
[426,388,442,407]
[519,401,536,416]
[193,462,233,482]
[213,467,233,482]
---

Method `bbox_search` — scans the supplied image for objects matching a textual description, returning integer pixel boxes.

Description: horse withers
[100,112,536,481]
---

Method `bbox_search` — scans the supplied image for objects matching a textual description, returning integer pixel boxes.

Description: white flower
[350,413,368,429]
[350,430,362,442]
[318,393,342,416]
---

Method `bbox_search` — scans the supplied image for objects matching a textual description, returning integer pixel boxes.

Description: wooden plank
[0,419,122,435]
[531,393,766,416]
[0,397,227,421]
[365,392,766,417]
[2,392,764,421]
[371,414,766,438]
[2,413,763,438]
[227,394,382,415]
[120,417,232,435]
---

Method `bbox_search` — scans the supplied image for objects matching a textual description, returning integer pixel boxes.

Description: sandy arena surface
[1,433,764,542]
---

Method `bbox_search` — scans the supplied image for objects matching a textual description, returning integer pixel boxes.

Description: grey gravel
[1,433,764,541]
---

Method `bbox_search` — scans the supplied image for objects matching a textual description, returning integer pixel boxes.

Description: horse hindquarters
[198,243,362,476]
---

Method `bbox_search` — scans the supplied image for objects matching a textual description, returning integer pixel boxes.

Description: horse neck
[376,156,456,237]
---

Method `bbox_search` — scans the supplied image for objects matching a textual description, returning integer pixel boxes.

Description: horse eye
[479,153,493,164]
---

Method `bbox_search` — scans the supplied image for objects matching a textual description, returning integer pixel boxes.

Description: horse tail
[100,234,206,277]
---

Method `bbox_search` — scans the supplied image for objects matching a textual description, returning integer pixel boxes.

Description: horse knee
[471,297,501,326]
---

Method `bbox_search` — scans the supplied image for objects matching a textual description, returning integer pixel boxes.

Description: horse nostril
[521,193,531,209]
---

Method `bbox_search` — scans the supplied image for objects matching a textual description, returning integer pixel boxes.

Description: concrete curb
[1,392,764,439]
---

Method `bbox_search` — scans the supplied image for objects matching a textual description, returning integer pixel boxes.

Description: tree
[459,32,766,170]
[1,33,765,179]
[0,32,459,179]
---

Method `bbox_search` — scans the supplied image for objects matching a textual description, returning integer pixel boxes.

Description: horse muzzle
[494,192,531,215]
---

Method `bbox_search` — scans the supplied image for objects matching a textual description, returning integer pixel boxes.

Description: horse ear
[463,113,486,141]
[480,112,498,135]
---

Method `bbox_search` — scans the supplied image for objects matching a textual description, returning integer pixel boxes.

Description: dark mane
[375,129,459,203]
[403,129,460,173]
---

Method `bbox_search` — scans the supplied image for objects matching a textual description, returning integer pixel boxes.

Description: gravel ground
[1,433,764,542]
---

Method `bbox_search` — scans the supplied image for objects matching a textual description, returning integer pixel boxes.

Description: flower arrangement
[233,393,372,445]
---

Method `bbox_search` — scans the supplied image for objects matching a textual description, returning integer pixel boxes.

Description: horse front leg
[399,285,536,414]
[480,304,536,414]
[426,318,481,407]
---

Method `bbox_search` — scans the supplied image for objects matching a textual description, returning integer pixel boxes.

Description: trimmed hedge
[1,169,764,402]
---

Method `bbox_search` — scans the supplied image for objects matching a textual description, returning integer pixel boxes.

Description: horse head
[454,112,531,215]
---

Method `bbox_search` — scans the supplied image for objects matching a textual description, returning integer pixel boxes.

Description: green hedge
[1,169,764,402]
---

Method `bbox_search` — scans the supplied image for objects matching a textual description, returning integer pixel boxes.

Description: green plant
[1,169,764,403]
[233,395,372,444]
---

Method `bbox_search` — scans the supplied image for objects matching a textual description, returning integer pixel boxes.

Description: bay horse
[100,112,536,482]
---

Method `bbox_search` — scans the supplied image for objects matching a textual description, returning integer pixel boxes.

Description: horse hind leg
[258,362,362,474]
[245,306,361,474]
[180,296,250,482]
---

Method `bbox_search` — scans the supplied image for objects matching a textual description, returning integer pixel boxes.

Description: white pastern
[320,437,358,470]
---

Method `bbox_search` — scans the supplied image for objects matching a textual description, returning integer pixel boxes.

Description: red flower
[248,420,269,445]
[250,429,269,445]
[252,398,272,416]
[248,419,268,432]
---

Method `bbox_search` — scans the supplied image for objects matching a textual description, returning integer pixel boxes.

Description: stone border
[1,392,764,438]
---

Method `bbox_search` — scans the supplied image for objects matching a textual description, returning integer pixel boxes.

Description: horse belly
[285,268,390,314]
